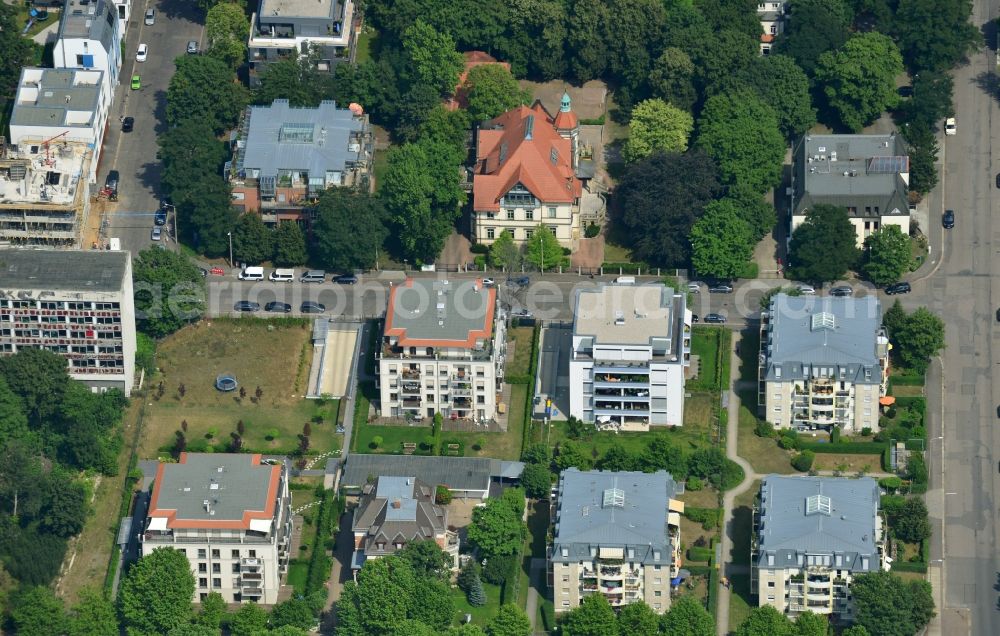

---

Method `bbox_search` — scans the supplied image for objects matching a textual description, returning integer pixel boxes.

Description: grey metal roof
[756,475,881,572]
[239,100,365,179]
[11,68,102,128]
[341,455,522,493]
[152,454,279,523]
[763,294,884,384]
[551,469,678,565]
[793,134,909,219]
[573,284,682,348]
[0,248,128,292]
[58,0,116,52]
[352,476,447,557]
[386,279,494,345]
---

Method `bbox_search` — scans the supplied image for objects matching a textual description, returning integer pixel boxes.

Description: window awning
[599,547,624,559]
[147,517,168,531]
[879,396,896,406]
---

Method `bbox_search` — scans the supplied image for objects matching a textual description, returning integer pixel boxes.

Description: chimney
[392,499,402,509]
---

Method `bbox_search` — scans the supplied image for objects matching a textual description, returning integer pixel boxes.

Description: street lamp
[227,232,233,268]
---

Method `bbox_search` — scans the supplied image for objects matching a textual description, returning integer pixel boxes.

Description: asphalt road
[99,0,204,254]
[930,0,1000,631]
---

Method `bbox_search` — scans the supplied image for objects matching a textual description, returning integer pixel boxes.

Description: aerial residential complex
[569,284,691,430]
[142,454,292,605]
[228,99,373,226]
[549,468,684,614]
[790,133,911,247]
[758,294,889,432]
[350,475,459,572]
[376,278,505,422]
[0,249,135,395]
[752,475,885,619]
[248,0,357,85]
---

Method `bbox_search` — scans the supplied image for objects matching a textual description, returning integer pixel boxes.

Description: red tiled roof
[473,103,582,211]
[761,34,776,43]
[444,51,512,111]
[553,109,578,131]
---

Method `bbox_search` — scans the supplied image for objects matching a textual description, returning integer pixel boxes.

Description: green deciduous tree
[486,604,532,636]
[815,32,903,132]
[228,602,269,636]
[863,225,912,285]
[888,497,932,543]
[648,47,698,111]
[205,1,250,69]
[842,627,871,636]
[524,225,565,271]
[614,150,721,267]
[67,588,118,636]
[623,99,694,163]
[119,547,195,636]
[904,122,940,195]
[0,347,69,423]
[467,488,527,558]
[559,593,619,636]
[696,90,785,195]
[615,600,659,636]
[463,64,531,121]
[792,449,816,472]
[788,204,861,283]
[254,54,333,108]
[774,0,853,75]
[690,199,755,279]
[311,188,387,272]
[232,213,274,265]
[566,0,610,82]
[892,307,945,373]
[720,54,816,140]
[0,3,35,101]
[489,230,522,270]
[520,462,553,499]
[132,248,206,337]
[40,479,87,537]
[11,586,66,636]
[397,540,454,579]
[660,595,715,636]
[403,21,465,95]
[895,72,954,132]
[270,597,317,630]
[158,119,228,208]
[736,605,794,636]
[180,176,240,258]
[794,611,829,636]
[195,591,227,628]
[273,221,308,267]
[166,55,249,133]
[852,571,935,636]
[893,0,979,74]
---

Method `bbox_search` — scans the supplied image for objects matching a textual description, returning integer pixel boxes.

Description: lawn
[356,28,378,64]
[737,329,761,383]
[451,581,503,627]
[736,389,795,475]
[286,560,308,594]
[508,327,535,377]
[140,320,343,458]
[727,482,759,632]
[689,327,731,392]
[372,147,389,192]
[812,453,883,473]
[728,571,753,632]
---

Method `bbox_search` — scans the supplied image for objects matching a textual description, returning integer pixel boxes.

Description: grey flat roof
[0,249,128,292]
[152,454,278,523]
[260,0,338,19]
[763,294,883,383]
[239,100,365,179]
[11,68,102,128]
[574,284,679,347]
[552,469,678,565]
[756,475,880,572]
[385,279,495,347]
[341,455,522,493]
[59,0,116,49]
[799,134,907,198]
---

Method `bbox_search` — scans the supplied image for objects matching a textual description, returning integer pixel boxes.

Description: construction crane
[41,131,69,166]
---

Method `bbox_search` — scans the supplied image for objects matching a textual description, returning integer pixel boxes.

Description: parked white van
[238,266,264,281]
[614,276,636,285]
[269,268,295,282]
[300,270,326,283]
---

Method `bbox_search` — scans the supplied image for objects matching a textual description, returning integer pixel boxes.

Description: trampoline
[215,374,238,392]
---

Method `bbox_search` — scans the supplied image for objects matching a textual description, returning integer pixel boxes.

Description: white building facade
[569,284,690,430]
[53,0,123,108]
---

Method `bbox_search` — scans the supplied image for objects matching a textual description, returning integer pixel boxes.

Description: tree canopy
[660,595,715,636]
[486,604,532,636]
[623,99,694,163]
[524,225,565,271]
[467,488,527,558]
[311,188,388,272]
[893,0,979,74]
[888,306,946,373]
[463,64,532,121]
[273,221,308,267]
[118,547,195,636]
[735,605,794,636]
[690,199,755,279]
[166,54,249,133]
[862,225,912,285]
[0,4,36,101]
[788,204,861,283]
[205,1,249,68]
[852,571,935,636]
[774,0,853,75]
[402,21,465,95]
[815,32,903,132]
[132,248,206,337]
[559,593,619,636]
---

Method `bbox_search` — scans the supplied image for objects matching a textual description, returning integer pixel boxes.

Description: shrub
[585,222,601,238]
[265,428,279,441]
[686,476,704,491]
[474,254,486,268]
[482,555,516,585]
[370,435,383,449]
[684,507,720,530]
[792,450,815,472]
[830,427,841,444]
[755,420,775,438]
[778,435,797,450]
[470,243,490,254]
[435,485,452,505]
[862,427,873,437]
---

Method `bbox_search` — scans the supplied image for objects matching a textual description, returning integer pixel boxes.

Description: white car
[796,284,816,295]
[687,281,701,293]
[945,117,956,135]
[144,9,155,25]
[481,277,495,287]
[136,43,147,62]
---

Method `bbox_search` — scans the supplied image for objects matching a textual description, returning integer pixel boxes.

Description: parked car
[481,277,495,287]
[708,284,733,294]
[703,313,726,323]
[150,227,161,241]
[996,173,1000,189]
[885,282,911,295]
[691,314,700,323]
[996,307,1000,323]
[130,75,141,90]
[942,209,955,229]
[136,43,147,62]
[300,301,326,314]
[234,301,259,312]
[154,209,167,226]
[513,309,533,318]
[300,270,326,283]
[687,282,701,293]
[510,275,530,286]
[104,170,119,192]
[144,9,154,24]
[829,286,854,297]
[264,301,292,313]
[897,85,914,97]
[945,117,956,135]
[796,284,816,295]
[333,273,358,284]
[186,40,199,54]
[199,268,208,278]
[121,116,133,132]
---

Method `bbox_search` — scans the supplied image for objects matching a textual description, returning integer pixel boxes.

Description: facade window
[773,406,782,412]
[654,578,662,585]
[770,24,777,34]
[211,549,220,558]
[198,549,207,559]
[562,575,569,582]
[654,603,662,610]
[525,229,534,239]
[548,206,557,218]
[549,226,557,236]
[654,590,662,597]
[762,45,771,55]
[232,563,240,573]
[212,563,221,573]
[199,578,208,588]
[768,581,776,588]
[507,210,516,220]
[199,563,207,573]
[562,601,571,607]
[525,210,534,221]
[562,588,569,595]
[767,595,775,601]
[486,212,495,219]
[486,227,495,239]
[249,550,256,557]
[232,550,240,558]
[213,578,222,588]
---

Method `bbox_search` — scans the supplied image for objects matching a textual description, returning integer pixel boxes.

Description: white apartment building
[0,249,135,395]
[10,67,110,183]
[550,468,684,614]
[113,0,132,35]
[377,278,505,423]
[142,453,292,605]
[54,0,123,107]
[569,284,691,430]
[758,294,889,433]
[752,475,886,619]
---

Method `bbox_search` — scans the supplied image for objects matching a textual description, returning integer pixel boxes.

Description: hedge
[601,262,649,274]
[685,507,722,530]
[799,441,888,455]
[687,546,714,563]
[890,373,925,386]
[686,564,713,576]
[305,489,338,595]
[506,374,533,385]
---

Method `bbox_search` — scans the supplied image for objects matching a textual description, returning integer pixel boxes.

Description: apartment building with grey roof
[549,468,685,614]
[758,294,889,432]
[791,133,910,247]
[752,475,886,619]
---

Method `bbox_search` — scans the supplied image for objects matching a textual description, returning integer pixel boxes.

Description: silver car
[144,9,155,25]
[186,40,199,54]
[150,227,162,241]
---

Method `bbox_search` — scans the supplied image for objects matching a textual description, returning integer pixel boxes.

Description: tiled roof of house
[473,102,582,211]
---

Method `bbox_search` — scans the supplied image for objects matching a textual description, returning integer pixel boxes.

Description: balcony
[402,368,420,379]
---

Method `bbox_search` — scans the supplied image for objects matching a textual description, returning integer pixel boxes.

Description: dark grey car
[234,301,259,312]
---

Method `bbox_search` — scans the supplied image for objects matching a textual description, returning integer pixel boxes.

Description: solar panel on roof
[867,156,908,174]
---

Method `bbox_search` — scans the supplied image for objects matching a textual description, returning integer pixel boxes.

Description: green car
[130,75,140,90]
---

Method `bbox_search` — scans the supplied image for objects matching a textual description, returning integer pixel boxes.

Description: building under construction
[0,136,92,247]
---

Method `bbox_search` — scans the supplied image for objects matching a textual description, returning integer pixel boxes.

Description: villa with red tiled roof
[445,51,512,111]
[470,92,584,249]
[377,278,506,422]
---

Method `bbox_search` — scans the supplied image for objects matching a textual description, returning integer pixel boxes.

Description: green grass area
[354,421,434,454]
[726,482,758,632]
[508,327,535,377]
[286,560,308,594]
[356,28,378,64]
[736,389,795,475]
[737,329,761,383]
[14,4,58,38]
[142,320,346,458]
[372,148,389,192]
[602,241,632,263]
[689,327,727,391]
[727,571,753,632]
[451,581,503,626]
